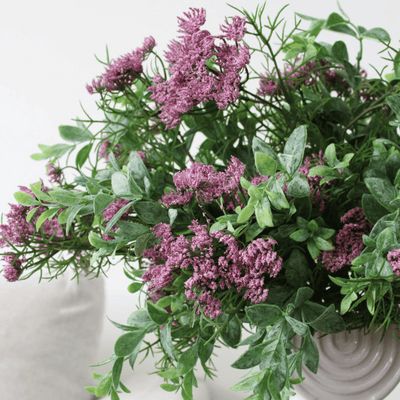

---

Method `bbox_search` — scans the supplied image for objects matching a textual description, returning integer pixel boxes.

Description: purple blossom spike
[388,249,400,276]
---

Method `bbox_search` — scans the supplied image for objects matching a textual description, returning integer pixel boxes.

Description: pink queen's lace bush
[148,8,249,129]
[86,36,156,94]
[142,221,283,319]
[2,253,25,282]
[387,249,400,277]
[0,184,63,250]
[161,156,246,208]
[319,207,372,273]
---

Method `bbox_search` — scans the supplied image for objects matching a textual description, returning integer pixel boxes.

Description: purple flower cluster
[319,207,372,272]
[258,60,317,97]
[161,156,246,208]
[142,221,282,319]
[2,253,25,282]
[258,59,374,102]
[387,249,400,276]
[102,198,132,241]
[0,185,63,250]
[148,8,249,129]
[160,156,246,208]
[86,36,156,94]
[387,249,400,277]
[46,162,64,185]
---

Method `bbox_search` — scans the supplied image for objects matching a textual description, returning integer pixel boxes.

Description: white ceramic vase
[293,325,400,400]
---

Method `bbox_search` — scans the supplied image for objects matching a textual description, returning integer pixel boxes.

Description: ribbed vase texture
[293,325,400,400]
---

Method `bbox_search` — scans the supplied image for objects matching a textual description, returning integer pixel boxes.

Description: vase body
[293,325,400,400]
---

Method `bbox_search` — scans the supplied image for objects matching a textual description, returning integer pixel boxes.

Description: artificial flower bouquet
[2,2,400,399]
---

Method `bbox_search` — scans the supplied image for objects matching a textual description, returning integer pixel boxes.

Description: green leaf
[133,201,169,224]
[343,60,362,89]
[94,193,115,215]
[95,375,112,397]
[14,192,40,206]
[134,233,152,257]
[160,320,176,361]
[316,227,335,239]
[290,229,310,242]
[351,252,374,266]
[111,387,120,400]
[107,317,146,332]
[387,95,400,118]
[376,227,396,252]
[323,97,351,124]
[59,125,93,143]
[286,175,310,198]
[302,334,319,374]
[48,189,82,206]
[104,201,133,234]
[31,152,48,161]
[26,207,39,222]
[160,384,179,392]
[325,12,347,27]
[283,125,307,174]
[231,342,267,369]
[42,143,74,159]
[327,23,357,38]
[308,219,318,232]
[307,238,320,259]
[36,207,61,231]
[128,334,145,370]
[255,152,277,176]
[360,27,390,42]
[252,137,282,170]
[308,304,345,334]
[108,151,120,172]
[147,301,169,325]
[255,198,274,228]
[308,165,334,177]
[237,202,255,224]
[294,287,314,308]
[75,143,93,168]
[66,204,86,235]
[285,316,309,336]
[240,176,251,190]
[365,177,397,212]
[313,236,334,251]
[57,207,69,224]
[127,282,143,293]
[112,357,124,389]
[88,232,107,248]
[112,172,132,197]
[220,314,241,348]
[230,370,268,392]
[295,12,320,21]
[127,309,157,332]
[177,345,198,375]
[260,337,287,391]
[88,354,118,367]
[245,304,283,327]
[268,179,290,209]
[30,183,52,202]
[362,194,390,225]
[114,330,145,357]
[325,144,336,168]
[116,221,150,241]
[284,249,310,288]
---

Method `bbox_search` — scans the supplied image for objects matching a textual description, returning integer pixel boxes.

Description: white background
[1,1,399,399]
